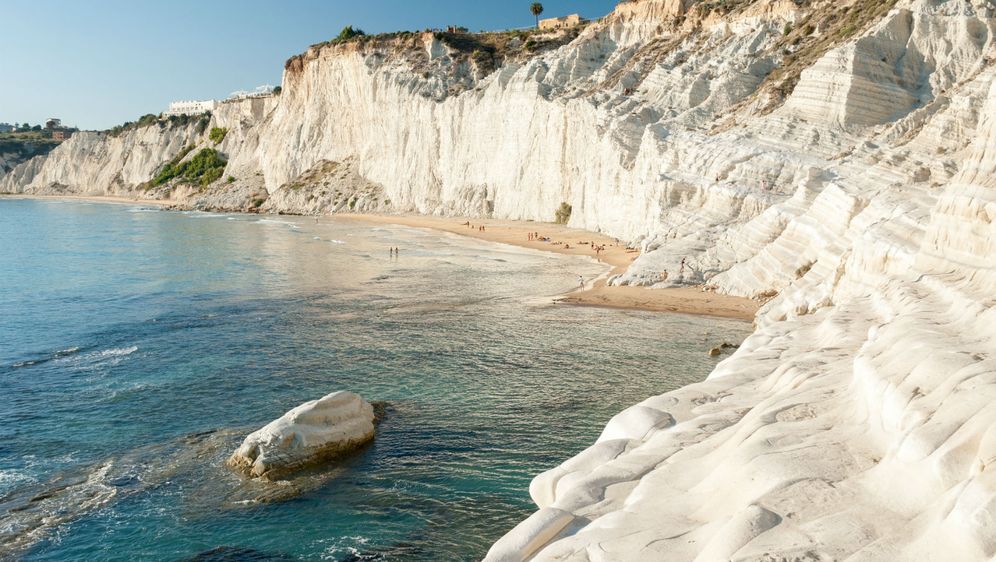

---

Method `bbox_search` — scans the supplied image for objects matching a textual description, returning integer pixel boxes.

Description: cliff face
[5,0,996,559]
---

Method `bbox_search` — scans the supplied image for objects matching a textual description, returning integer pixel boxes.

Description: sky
[2,0,618,130]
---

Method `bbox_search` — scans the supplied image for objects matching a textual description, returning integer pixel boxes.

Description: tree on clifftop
[531,3,544,28]
[335,25,365,43]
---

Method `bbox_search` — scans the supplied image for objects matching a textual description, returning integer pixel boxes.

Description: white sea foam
[97,346,138,358]
[0,469,35,492]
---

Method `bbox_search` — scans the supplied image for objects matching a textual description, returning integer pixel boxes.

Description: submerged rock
[228,391,375,480]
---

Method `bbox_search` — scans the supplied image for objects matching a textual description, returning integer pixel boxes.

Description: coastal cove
[5,0,996,557]
[1,196,761,321]
[0,199,751,560]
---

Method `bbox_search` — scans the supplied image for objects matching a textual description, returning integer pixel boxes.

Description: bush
[196,114,211,135]
[209,127,228,144]
[107,113,161,137]
[151,147,227,187]
[554,202,572,224]
[334,25,365,43]
[227,175,236,183]
[272,85,282,95]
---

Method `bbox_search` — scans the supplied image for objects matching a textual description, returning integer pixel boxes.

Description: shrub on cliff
[209,127,228,144]
[152,147,227,187]
[555,202,572,224]
[196,115,211,135]
[334,25,365,43]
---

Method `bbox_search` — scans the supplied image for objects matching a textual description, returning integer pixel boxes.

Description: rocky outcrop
[5,0,996,558]
[227,391,375,480]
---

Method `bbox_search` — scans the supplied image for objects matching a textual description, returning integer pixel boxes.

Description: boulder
[228,391,375,479]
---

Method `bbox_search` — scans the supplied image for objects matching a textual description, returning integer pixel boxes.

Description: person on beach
[679,258,686,277]
[578,275,584,290]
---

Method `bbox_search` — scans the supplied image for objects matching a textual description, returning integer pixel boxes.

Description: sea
[0,199,751,561]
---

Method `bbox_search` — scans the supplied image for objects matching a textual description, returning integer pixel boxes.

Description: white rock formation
[228,391,375,480]
[5,0,996,558]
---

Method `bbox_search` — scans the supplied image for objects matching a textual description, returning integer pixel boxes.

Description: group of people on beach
[462,221,486,232]
[389,247,400,258]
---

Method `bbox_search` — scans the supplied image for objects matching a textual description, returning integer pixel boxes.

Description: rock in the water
[228,391,375,479]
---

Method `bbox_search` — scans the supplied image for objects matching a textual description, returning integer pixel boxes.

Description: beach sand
[346,214,760,321]
[0,194,758,320]
[1,194,169,206]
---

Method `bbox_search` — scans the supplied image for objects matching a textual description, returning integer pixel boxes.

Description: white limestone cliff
[4,0,996,558]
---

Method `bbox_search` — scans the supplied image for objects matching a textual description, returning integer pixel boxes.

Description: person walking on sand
[577,275,585,290]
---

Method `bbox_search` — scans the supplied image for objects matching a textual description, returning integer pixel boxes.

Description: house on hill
[539,14,586,31]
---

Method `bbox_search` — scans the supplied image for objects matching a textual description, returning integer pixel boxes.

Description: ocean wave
[96,346,138,358]
[0,469,35,492]
[9,346,82,369]
[329,240,345,245]
[10,360,39,369]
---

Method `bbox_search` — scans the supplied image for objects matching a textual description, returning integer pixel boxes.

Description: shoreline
[0,194,758,321]
[345,213,759,322]
[0,193,170,207]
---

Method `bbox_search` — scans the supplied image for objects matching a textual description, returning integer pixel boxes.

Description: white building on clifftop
[163,99,216,117]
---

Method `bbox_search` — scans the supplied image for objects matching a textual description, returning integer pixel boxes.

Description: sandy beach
[346,214,759,321]
[1,193,169,206]
[1,194,758,320]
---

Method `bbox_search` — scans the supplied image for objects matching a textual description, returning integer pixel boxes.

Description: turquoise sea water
[0,199,751,561]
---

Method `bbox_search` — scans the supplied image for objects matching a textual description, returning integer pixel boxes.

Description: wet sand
[1,194,169,206]
[345,214,760,321]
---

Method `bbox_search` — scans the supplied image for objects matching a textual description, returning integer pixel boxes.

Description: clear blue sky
[2,0,617,130]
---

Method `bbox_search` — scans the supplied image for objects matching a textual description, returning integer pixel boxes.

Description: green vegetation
[107,113,159,137]
[195,115,211,135]
[151,147,227,187]
[209,127,228,144]
[227,175,236,183]
[106,112,215,138]
[531,3,544,28]
[272,85,282,95]
[554,202,572,224]
[0,130,60,160]
[334,25,366,43]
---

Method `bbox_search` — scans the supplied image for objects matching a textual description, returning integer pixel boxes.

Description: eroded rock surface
[228,391,375,480]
